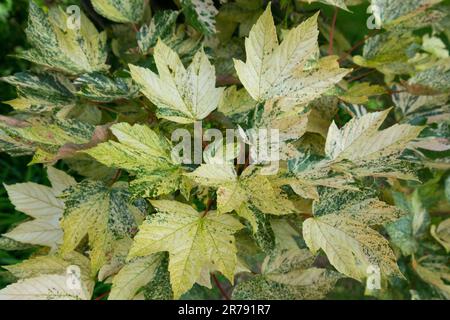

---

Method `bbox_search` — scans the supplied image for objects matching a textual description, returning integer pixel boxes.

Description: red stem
[328,7,338,56]
[212,273,230,300]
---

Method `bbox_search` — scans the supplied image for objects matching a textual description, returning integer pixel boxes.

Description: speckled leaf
[137,10,179,54]
[186,165,297,232]
[83,123,184,199]
[129,40,223,123]
[234,6,349,106]
[75,72,139,102]
[18,1,108,75]
[91,0,145,23]
[60,180,141,272]
[303,205,403,284]
[128,200,243,298]
[232,249,343,299]
[181,0,218,35]
[109,253,166,300]
[1,72,75,112]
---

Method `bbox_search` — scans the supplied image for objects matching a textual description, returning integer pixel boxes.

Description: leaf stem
[328,7,338,56]
[211,273,230,300]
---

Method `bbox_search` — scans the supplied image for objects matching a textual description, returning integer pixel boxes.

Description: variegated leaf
[128,200,243,298]
[18,1,109,75]
[83,123,184,199]
[91,0,146,23]
[234,6,349,106]
[60,180,142,272]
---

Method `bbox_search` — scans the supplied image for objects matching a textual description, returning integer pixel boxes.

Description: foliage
[0,0,449,300]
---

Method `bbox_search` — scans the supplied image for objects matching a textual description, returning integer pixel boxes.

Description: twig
[338,30,380,63]
[347,69,376,83]
[211,273,230,300]
[328,7,338,56]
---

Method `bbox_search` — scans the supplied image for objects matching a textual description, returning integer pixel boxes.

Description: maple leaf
[233,248,343,299]
[187,165,297,232]
[60,180,143,272]
[18,1,109,75]
[83,122,188,199]
[128,200,243,298]
[234,5,349,106]
[3,167,76,250]
[129,40,224,124]
[0,252,94,300]
[91,0,145,23]
[303,189,405,284]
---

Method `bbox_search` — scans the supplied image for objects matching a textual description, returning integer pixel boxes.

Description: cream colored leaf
[431,218,450,253]
[234,6,349,105]
[83,123,182,199]
[303,214,403,283]
[109,253,164,300]
[128,200,243,298]
[0,275,87,300]
[91,0,145,23]
[3,167,75,249]
[129,40,223,123]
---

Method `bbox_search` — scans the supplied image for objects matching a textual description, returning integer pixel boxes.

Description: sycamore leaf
[232,249,343,299]
[234,6,349,105]
[0,115,105,163]
[303,189,404,283]
[137,10,179,54]
[1,72,75,112]
[109,253,166,300]
[18,1,108,75]
[74,72,139,103]
[325,109,424,179]
[91,0,145,23]
[83,123,185,199]
[370,0,443,30]
[181,0,218,35]
[186,165,297,232]
[129,40,223,123]
[60,180,142,272]
[3,167,75,249]
[128,200,243,298]
[0,274,87,300]
[3,252,94,300]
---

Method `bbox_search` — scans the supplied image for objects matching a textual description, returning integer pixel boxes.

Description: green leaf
[137,10,179,54]
[1,72,75,112]
[75,72,139,103]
